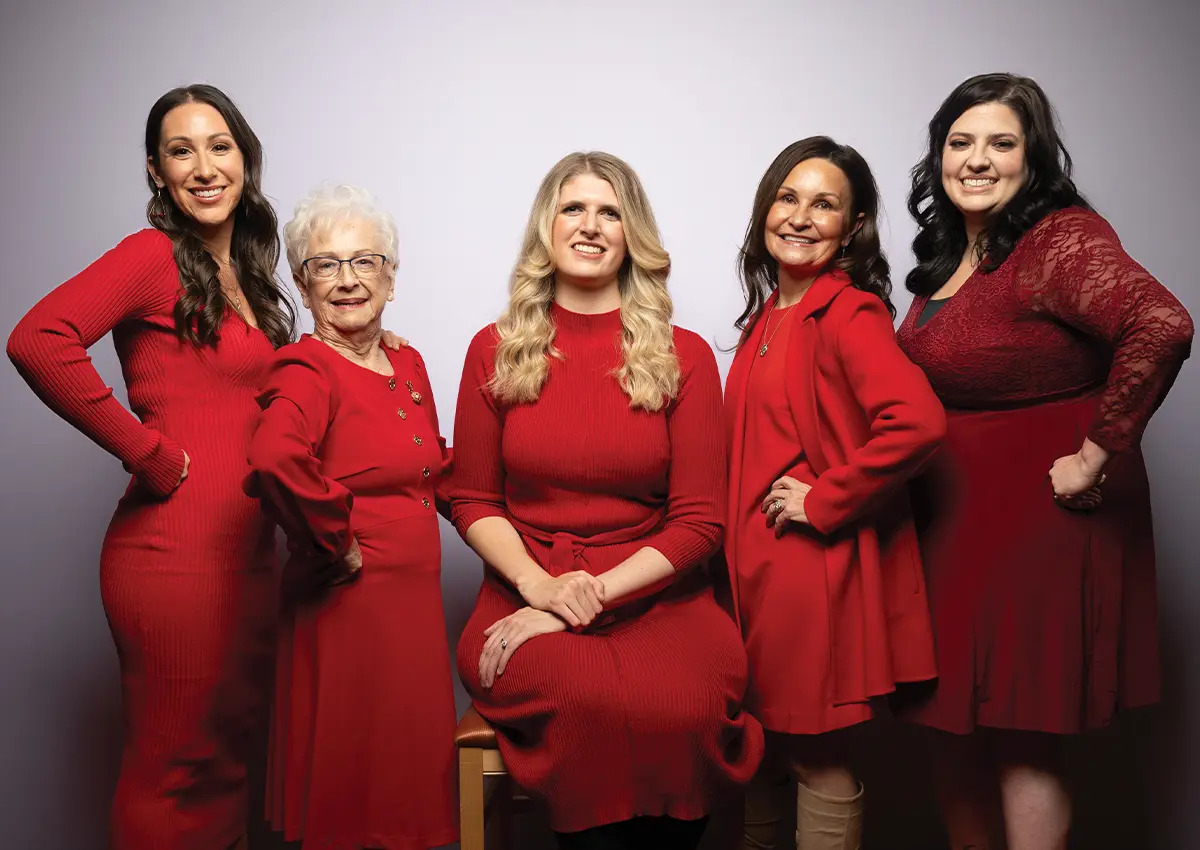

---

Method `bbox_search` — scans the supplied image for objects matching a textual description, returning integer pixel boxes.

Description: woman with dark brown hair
[8,84,293,850]
[897,72,1193,850]
[725,136,944,850]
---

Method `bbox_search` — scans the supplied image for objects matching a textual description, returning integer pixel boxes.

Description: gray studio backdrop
[2,0,1196,847]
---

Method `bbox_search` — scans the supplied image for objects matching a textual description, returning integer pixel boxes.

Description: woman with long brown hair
[725,137,943,850]
[8,84,291,849]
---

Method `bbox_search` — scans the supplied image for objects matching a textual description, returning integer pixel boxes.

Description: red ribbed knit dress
[7,229,277,850]
[246,336,458,849]
[451,304,764,834]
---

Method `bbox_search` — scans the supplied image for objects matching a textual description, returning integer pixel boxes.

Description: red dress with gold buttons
[247,334,457,849]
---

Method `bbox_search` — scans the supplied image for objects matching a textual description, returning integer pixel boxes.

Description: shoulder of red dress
[272,335,332,368]
[824,286,891,324]
[470,323,500,344]
[1027,206,1108,239]
[671,325,718,366]
[390,341,428,373]
[466,323,502,356]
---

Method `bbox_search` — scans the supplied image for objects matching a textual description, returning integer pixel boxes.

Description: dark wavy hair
[144,84,295,349]
[905,72,1091,296]
[736,136,893,337]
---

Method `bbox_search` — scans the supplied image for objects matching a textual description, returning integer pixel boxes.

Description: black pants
[555,815,709,850]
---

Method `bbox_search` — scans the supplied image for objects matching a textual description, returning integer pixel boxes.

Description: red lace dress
[896,208,1193,734]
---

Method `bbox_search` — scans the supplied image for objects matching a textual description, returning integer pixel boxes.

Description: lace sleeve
[1018,209,1193,452]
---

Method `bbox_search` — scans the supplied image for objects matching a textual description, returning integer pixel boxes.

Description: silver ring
[772,498,785,512]
[500,638,508,649]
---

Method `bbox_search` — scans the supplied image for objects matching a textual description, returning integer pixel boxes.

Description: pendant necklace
[216,257,243,315]
[758,300,799,357]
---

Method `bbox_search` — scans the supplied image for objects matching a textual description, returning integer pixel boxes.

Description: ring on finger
[771,498,785,513]
[500,638,508,649]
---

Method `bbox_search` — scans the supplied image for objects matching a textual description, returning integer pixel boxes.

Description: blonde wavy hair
[489,151,680,411]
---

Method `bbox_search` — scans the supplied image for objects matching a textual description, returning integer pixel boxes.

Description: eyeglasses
[302,253,388,280]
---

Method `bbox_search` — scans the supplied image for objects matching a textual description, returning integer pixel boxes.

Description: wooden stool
[456,705,511,850]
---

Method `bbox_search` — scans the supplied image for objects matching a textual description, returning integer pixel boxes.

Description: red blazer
[725,272,945,705]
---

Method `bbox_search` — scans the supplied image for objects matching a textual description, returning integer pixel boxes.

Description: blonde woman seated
[450,151,764,850]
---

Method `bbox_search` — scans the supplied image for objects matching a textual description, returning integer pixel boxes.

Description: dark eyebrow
[162,132,234,146]
[948,131,1020,141]
[777,185,843,202]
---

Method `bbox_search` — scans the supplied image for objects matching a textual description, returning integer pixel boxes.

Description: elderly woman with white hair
[246,184,457,849]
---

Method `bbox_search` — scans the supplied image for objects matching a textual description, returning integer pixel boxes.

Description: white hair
[283,183,399,277]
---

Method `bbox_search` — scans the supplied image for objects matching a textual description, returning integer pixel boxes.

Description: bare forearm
[597,546,675,603]
[463,516,550,594]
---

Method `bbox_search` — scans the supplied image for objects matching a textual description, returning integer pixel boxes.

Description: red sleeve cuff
[128,432,186,497]
[452,502,508,539]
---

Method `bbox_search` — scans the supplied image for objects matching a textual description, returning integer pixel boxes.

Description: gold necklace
[758,301,799,357]
[214,257,243,314]
[222,287,243,314]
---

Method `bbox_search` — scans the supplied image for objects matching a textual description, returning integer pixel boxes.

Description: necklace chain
[215,256,244,315]
[758,300,799,356]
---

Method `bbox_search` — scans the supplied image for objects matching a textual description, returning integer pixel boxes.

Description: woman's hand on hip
[763,476,812,537]
[1049,451,1105,511]
[325,535,363,587]
[479,607,567,688]
[519,571,605,628]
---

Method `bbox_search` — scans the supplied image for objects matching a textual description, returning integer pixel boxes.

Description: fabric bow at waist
[506,511,676,631]
[508,510,666,578]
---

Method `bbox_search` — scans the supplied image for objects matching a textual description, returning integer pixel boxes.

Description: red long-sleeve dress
[246,335,458,849]
[896,208,1194,734]
[451,304,764,833]
[6,229,277,849]
[725,274,942,735]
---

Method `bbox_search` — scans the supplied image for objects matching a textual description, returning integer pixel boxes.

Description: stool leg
[460,747,486,850]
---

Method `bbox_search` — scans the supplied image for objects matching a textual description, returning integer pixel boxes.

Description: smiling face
[147,101,245,241]
[296,218,395,341]
[550,173,627,295]
[763,157,858,280]
[941,102,1029,227]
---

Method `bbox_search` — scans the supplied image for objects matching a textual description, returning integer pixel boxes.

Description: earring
[150,186,166,218]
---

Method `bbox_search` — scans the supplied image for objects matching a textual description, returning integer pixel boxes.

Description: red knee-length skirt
[905,392,1160,734]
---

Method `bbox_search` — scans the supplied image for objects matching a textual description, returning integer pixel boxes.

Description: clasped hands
[478,570,606,689]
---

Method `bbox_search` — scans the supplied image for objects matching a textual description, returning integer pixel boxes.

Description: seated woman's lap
[458,579,746,728]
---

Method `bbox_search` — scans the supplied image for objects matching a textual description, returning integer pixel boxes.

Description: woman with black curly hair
[725,137,944,850]
[897,73,1193,850]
